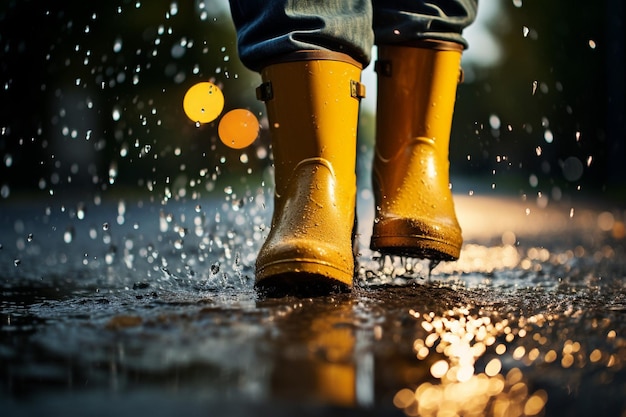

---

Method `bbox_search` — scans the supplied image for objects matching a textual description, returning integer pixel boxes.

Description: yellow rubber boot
[256,51,365,294]
[370,41,464,261]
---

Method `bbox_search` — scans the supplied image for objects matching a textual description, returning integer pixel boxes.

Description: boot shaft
[255,52,365,289]
[259,52,364,199]
[371,41,464,260]
[375,41,463,162]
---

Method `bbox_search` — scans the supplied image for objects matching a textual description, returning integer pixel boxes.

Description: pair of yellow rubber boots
[255,41,464,294]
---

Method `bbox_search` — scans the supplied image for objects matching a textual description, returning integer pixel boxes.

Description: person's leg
[369,0,477,260]
[228,1,373,293]
[372,0,477,48]
[229,0,373,71]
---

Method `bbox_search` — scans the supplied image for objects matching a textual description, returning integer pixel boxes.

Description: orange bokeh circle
[218,109,259,149]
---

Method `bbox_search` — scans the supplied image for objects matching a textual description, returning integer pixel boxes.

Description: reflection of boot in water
[263,298,359,407]
[371,40,464,261]
[308,302,357,407]
[255,51,364,294]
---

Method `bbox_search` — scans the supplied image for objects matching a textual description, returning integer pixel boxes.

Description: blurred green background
[1,0,624,204]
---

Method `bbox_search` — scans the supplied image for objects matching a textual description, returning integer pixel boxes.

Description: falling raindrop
[64,227,75,244]
[544,130,553,144]
[488,114,501,130]
[1,185,10,198]
[113,37,123,53]
[169,1,179,16]
[109,162,118,184]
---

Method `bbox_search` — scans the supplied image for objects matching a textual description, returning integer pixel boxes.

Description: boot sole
[255,259,353,297]
[370,235,461,261]
[255,209,359,297]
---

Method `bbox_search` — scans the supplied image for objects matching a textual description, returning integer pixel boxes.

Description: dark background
[1,0,624,204]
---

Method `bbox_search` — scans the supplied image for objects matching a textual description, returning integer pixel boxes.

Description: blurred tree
[452,0,625,200]
[0,0,263,198]
[1,0,624,202]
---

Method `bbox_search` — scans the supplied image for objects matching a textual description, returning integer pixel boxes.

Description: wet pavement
[1,190,626,417]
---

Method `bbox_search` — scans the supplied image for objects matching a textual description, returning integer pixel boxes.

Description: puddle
[2,194,626,417]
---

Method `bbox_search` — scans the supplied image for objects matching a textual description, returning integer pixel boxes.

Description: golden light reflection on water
[394,306,548,417]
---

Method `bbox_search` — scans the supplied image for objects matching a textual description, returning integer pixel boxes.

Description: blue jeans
[229,0,478,71]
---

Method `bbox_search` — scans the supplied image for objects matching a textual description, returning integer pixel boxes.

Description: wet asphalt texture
[1,192,625,417]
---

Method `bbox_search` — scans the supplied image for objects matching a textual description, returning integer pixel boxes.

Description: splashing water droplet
[427,260,440,280]
[544,130,553,143]
[64,227,75,243]
[1,185,10,199]
[113,37,123,53]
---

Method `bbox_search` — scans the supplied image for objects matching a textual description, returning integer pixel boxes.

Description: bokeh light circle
[561,156,584,182]
[183,82,224,124]
[218,109,260,149]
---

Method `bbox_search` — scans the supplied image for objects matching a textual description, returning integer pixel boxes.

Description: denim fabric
[228,0,477,71]
[372,0,477,48]
[229,0,374,71]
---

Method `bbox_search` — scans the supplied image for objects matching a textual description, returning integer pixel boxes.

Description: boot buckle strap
[257,80,365,101]
[374,60,392,77]
[256,81,273,102]
[350,80,366,99]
